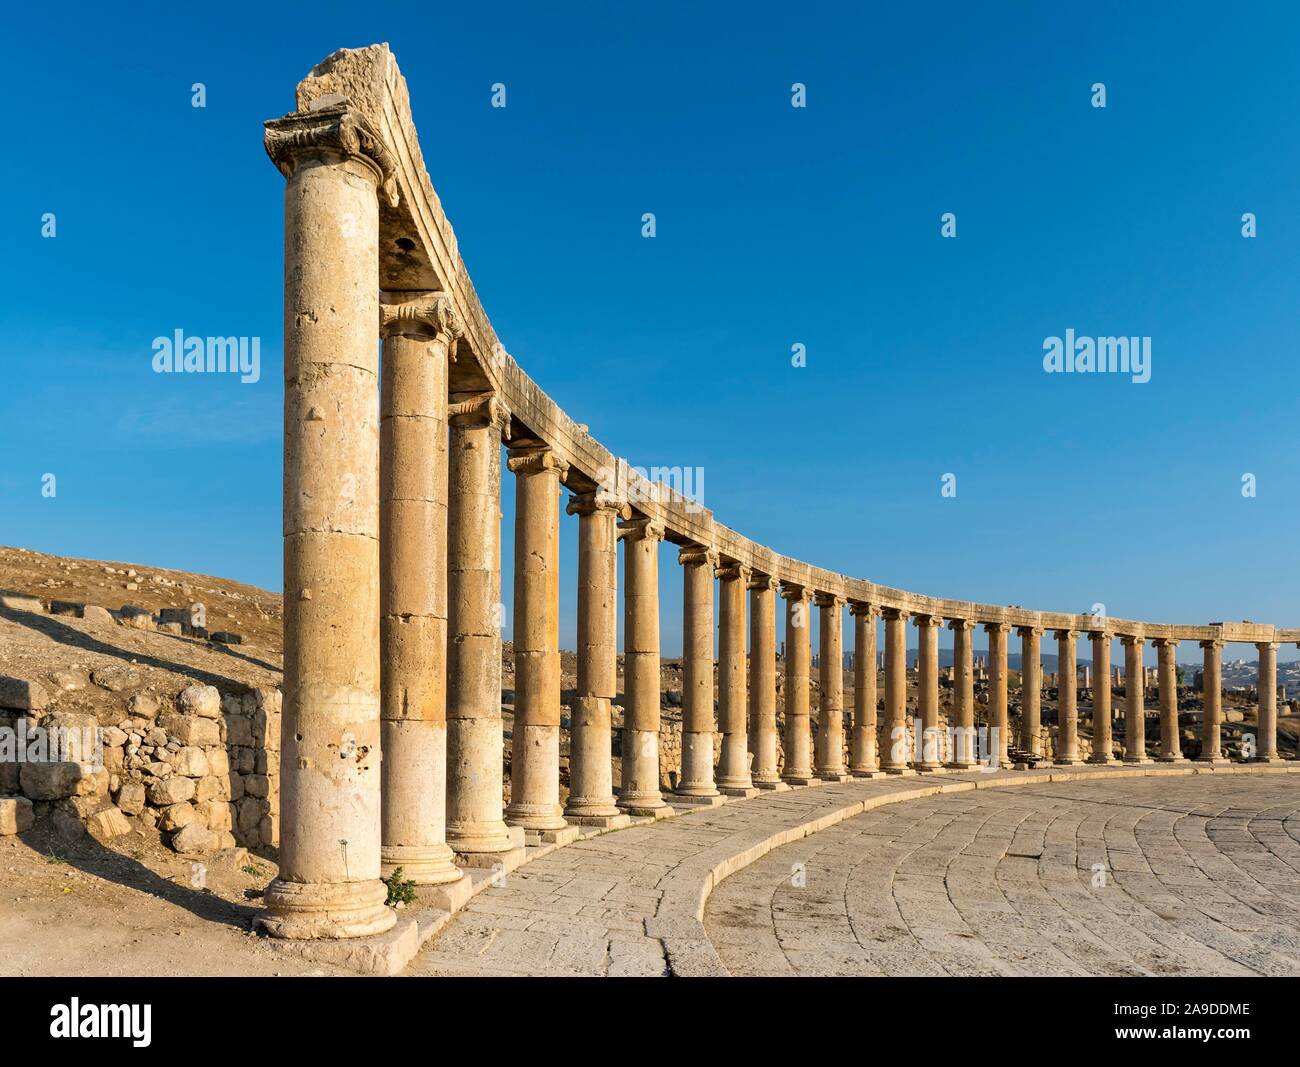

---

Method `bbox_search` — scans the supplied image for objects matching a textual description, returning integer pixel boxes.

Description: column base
[456,829,527,873]
[1254,755,1286,764]
[1088,756,1121,766]
[628,805,676,821]
[752,778,791,792]
[505,804,569,832]
[716,775,755,793]
[916,762,945,774]
[849,765,882,777]
[672,792,728,807]
[674,783,721,798]
[618,790,668,817]
[445,819,517,855]
[258,878,396,941]
[1053,757,1084,766]
[719,785,761,798]
[816,772,852,783]
[1195,757,1233,768]
[945,761,978,771]
[523,824,581,847]
[1123,755,1153,764]
[564,797,623,820]
[566,812,634,830]
[781,770,818,786]
[883,766,917,776]
[380,843,464,886]
[1156,755,1188,763]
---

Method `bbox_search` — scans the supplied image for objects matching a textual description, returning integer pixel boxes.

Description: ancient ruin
[248,44,1298,944]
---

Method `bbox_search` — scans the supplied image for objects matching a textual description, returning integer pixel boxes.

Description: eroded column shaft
[814,595,846,778]
[565,493,623,817]
[949,618,975,767]
[984,623,1010,768]
[748,575,781,788]
[881,608,910,773]
[1155,638,1183,761]
[446,396,514,853]
[262,125,394,940]
[1122,636,1148,762]
[780,584,814,783]
[1018,627,1043,757]
[915,614,941,770]
[379,293,462,885]
[716,564,753,791]
[1256,641,1278,761]
[1200,640,1223,762]
[1055,629,1079,765]
[849,604,879,775]
[678,547,719,796]
[505,443,568,830]
[620,519,666,812]
[1089,633,1116,764]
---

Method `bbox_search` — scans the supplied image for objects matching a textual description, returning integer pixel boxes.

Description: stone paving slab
[410,763,1298,976]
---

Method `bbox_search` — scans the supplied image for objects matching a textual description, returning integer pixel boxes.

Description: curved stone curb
[661,763,1300,976]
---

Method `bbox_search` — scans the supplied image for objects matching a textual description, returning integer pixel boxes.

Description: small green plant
[383,866,416,907]
[241,863,266,878]
[44,850,64,866]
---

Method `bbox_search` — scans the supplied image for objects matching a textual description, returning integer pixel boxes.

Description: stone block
[171,823,219,855]
[86,807,132,841]
[0,675,49,711]
[159,713,221,747]
[177,685,222,719]
[0,796,34,835]
[148,776,196,806]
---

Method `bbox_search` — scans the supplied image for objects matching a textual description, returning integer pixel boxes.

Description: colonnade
[259,76,1292,941]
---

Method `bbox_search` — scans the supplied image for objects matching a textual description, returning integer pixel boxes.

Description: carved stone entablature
[379,291,462,343]
[264,101,398,203]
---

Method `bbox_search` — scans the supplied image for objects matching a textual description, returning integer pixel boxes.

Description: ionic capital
[849,601,877,618]
[1119,633,1145,647]
[1200,639,1225,651]
[982,620,1012,634]
[716,561,751,583]
[881,606,910,622]
[948,617,977,632]
[1053,629,1079,642]
[679,545,719,568]
[379,291,462,343]
[914,612,942,628]
[264,102,397,195]
[449,391,509,432]
[747,572,778,592]
[779,582,811,603]
[813,592,845,610]
[507,443,570,481]
[618,517,665,544]
[1255,640,1279,652]
[1016,625,1043,638]
[1150,636,1178,649]
[1089,629,1115,643]
[567,490,630,521]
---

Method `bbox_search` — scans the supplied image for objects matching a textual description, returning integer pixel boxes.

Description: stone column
[915,614,942,771]
[814,594,847,780]
[1153,637,1183,762]
[849,603,879,775]
[261,106,395,939]
[716,562,755,795]
[1054,629,1081,765]
[564,491,628,825]
[1256,641,1280,762]
[445,394,515,858]
[619,518,667,814]
[677,546,720,799]
[1198,639,1225,764]
[748,574,783,789]
[948,618,976,768]
[881,608,912,773]
[984,622,1010,768]
[1089,631,1117,764]
[378,292,463,887]
[1017,626,1043,759]
[504,441,570,836]
[1121,635,1150,762]
[780,583,815,784]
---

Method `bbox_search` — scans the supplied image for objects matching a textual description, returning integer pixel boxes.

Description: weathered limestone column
[619,518,668,814]
[445,394,515,857]
[1255,641,1280,762]
[716,562,755,795]
[814,594,847,780]
[1198,639,1225,764]
[378,292,463,886]
[677,546,721,799]
[1153,637,1184,762]
[261,105,395,939]
[1121,634,1150,763]
[948,618,976,768]
[504,441,571,836]
[564,491,628,824]
[1089,631,1118,764]
[915,614,942,771]
[780,583,815,784]
[748,574,783,789]
[1054,629,1081,765]
[1017,626,1043,759]
[984,622,1010,767]
[881,608,912,773]
[849,603,879,775]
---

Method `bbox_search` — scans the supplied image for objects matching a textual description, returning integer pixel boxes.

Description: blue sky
[2,1,1297,660]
